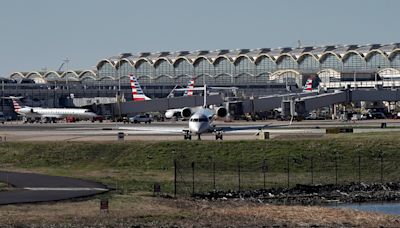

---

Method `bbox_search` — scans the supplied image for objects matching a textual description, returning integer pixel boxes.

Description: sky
[0,0,399,77]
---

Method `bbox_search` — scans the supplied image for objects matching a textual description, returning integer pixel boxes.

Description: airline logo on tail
[303,76,320,92]
[184,78,195,96]
[129,74,151,101]
[12,100,22,112]
[8,97,26,113]
[303,78,313,92]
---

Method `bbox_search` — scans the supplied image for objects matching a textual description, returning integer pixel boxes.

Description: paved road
[0,171,108,205]
[0,120,400,141]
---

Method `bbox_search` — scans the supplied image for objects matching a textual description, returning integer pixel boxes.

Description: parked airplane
[5,96,98,123]
[129,74,200,120]
[303,76,320,92]
[130,74,151,101]
[164,78,201,119]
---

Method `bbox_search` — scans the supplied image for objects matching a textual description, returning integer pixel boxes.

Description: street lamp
[64,58,70,89]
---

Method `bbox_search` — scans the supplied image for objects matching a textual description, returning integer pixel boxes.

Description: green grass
[0,132,399,194]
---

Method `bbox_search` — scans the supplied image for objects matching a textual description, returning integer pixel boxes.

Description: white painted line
[23,187,108,191]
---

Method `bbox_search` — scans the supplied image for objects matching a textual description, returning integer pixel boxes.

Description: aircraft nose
[189,122,201,133]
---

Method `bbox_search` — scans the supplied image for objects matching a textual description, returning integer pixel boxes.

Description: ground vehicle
[0,112,6,124]
[91,116,104,123]
[129,114,153,124]
[361,112,386,120]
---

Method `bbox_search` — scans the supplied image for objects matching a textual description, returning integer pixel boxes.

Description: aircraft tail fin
[184,78,195,96]
[129,74,151,101]
[6,96,26,112]
[303,77,314,92]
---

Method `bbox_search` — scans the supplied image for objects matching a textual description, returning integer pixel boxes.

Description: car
[361,112,386,120]
[91,116,104,123]
[0,112,5,124]
[129,114,153,124]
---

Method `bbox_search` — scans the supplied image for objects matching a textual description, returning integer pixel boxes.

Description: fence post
[213,161,216,190]
[238,162,241,192]
[358,156,361,183]
[380,155,383,183]
[310,157,314,185]
[191,161,195,195]
[335,153,338,186]
[263,159,267,189]
[287,156,290,189]
[174,159,177,197]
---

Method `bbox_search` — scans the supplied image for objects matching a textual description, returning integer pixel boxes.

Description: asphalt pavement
[0,171,108,205]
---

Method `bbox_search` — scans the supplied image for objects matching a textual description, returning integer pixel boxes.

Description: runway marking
[23,187,108,191]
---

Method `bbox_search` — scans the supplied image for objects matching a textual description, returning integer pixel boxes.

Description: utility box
[258,131,270,140]
[117,132,125,140]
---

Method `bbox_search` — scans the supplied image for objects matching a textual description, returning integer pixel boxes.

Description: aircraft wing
[42,114,63,119]
[214,123,290,132]
[118,126,185,134]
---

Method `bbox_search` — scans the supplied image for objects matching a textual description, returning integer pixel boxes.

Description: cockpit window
[199,117,208,122]
[190,117,207,122]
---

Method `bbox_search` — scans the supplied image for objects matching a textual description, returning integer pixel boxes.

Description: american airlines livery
[164,78,201,119]
[130,74,151,101]
[302,77,319,92]
[7,96,97,123]
[128,74,200,119]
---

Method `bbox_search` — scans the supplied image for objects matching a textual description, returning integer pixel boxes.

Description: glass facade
[366,52,390,70]
[98,61,115,78]
[235,56,255,76]
[343,52,366,71]
[277,55,297,69]
[194,57,213,77]
[320,53,342,71]
[8,43,400,96]
[255,55,276,75]
[391,51,400,68]
[135,59,153,78]
[214,57,234,77]
[298,54,319,72]
[174,58,193,77]
[155,59,174,77]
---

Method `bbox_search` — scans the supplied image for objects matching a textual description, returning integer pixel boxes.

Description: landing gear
[183,130,192,140]
[197,134,201,141]
[215,131,223,140]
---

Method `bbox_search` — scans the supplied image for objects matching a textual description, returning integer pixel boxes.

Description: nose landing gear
[183,130,192,140]
[215,131,223,140]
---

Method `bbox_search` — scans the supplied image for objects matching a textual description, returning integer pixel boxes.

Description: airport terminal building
[3,43,400,111]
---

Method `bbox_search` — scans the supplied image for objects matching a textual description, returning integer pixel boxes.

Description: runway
[0,171,109,205]
[0,119,400,141]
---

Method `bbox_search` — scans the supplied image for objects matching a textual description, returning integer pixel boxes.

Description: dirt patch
[0,194,398,227]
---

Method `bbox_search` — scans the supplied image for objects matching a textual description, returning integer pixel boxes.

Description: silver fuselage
[188,108,215,134]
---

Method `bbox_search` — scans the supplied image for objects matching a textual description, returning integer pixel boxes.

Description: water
[330,202,400,215]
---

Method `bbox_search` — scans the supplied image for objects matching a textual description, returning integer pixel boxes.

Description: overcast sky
[0,0,399,77]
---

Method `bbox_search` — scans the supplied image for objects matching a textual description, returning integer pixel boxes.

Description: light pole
[64,58,70,89]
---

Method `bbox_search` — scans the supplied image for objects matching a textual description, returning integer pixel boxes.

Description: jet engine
[164,110,175,119]
[181,107,192,118]
[215,107,228,118]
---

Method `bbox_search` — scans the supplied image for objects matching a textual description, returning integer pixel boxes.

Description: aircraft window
[191,118,199,122]
[199,117,208,122]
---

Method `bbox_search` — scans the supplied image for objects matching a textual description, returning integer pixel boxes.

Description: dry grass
[0,194,398,227]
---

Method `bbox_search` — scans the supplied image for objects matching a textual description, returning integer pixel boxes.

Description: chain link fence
[173,153,400,196]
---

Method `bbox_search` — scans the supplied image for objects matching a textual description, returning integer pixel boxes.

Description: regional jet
[176,85,278,140]
[5,96,98,123]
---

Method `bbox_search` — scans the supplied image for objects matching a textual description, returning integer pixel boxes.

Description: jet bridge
[240,92,319,114]
[116,95,223,116]
[293,89,400,117]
